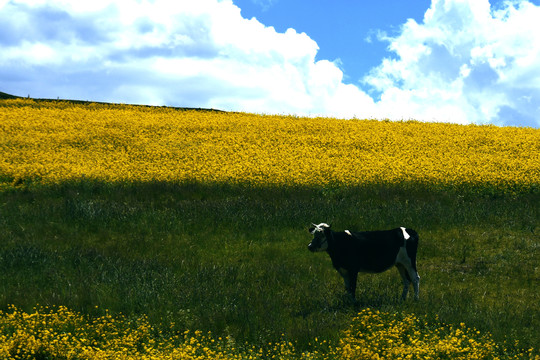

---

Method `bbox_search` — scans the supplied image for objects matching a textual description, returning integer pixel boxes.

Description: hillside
[1,98,538,194]
[0,97,538,358]
[0,90,224,112]
[0,91,18,100]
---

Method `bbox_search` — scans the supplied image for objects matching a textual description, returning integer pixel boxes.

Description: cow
[308,223,420,300]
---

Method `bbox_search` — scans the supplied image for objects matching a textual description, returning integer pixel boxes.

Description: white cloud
[365,0,540,126]
[0,0,378,118]
[0,0,539,126]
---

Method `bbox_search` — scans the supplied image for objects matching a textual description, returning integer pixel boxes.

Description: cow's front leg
[349,271,358,299]
[338,268,357,299]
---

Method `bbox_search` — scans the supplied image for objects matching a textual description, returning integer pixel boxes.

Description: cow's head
[308,223,331,252]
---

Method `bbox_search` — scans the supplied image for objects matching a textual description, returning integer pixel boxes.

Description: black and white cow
[308,223,420,300]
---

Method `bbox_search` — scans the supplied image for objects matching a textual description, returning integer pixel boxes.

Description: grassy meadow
[0,98,539,359]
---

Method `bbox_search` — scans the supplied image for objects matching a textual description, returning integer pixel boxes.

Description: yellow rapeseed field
[1,99,539,359]
[1,306,536,360]
[1,98,539,193]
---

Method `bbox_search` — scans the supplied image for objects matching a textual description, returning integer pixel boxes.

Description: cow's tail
[405,228,419,273]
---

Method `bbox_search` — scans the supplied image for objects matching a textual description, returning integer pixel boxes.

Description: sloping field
[1,98,538,193]
[1,98,539,359]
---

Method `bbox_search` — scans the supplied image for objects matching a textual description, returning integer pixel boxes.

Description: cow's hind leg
[411,270,420,300]
[398,262,420,300]
[396,264,410,300]
[405,233,420,300]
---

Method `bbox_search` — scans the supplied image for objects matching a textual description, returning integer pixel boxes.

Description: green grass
[0,180,538,353]
[0,91,19,100]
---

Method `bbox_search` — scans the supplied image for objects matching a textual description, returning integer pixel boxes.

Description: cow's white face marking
[400,227,411,240]
[311,223,330,232]
[308,223,330,252]
[345,230,352,236]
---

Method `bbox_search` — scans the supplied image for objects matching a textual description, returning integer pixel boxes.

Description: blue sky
[1,0,539,127]
[233,0,432,87]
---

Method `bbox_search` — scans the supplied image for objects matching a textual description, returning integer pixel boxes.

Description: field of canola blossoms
[1,98,539,193]
[1,306,536,359]
[1,99,539,359]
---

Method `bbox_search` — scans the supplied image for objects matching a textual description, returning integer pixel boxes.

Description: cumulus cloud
[0,0,539,126]
[365,0,540,126]
[0,0,377,118]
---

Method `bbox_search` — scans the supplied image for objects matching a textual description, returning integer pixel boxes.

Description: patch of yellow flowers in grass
[339,309,538,360]
[1,99,539,194]
[1,306,536,360]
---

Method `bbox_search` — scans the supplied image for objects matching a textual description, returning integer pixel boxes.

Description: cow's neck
[324,230,337,254]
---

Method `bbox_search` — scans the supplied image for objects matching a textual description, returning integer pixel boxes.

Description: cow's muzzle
[308,242,323,252]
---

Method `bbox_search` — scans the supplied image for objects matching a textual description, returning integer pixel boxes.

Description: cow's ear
[308,227,315,233]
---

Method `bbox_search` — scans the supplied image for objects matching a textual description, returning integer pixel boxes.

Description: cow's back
[344,229,404,273]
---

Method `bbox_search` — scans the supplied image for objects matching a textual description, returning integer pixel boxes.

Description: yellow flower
[1,99,539,194]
